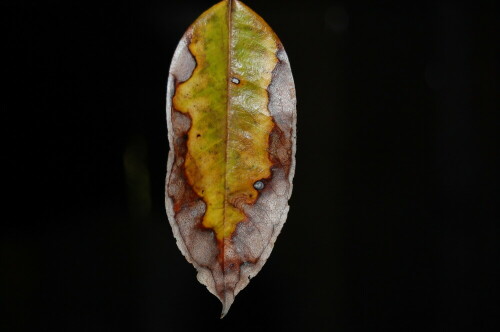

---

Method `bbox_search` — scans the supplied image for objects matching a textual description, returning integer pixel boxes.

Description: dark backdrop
[2,0,497,331]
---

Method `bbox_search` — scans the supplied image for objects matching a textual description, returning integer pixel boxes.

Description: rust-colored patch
[167,110,202,217]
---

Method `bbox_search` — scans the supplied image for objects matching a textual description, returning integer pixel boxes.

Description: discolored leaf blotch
[165,0,296,317]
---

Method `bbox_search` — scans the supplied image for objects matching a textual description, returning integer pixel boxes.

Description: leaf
[165,0,296,317]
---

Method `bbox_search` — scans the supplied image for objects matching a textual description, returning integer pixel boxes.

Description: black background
[2,0,498,331]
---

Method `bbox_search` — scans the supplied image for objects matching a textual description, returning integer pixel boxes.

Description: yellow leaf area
[172,0,279,240]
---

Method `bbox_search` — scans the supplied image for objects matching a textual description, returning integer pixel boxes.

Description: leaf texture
[165,0,296,317]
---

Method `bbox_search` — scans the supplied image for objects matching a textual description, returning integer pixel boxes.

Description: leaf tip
[219,291,235,319]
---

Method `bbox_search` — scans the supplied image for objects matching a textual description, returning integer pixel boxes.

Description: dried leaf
[165,0,296,317]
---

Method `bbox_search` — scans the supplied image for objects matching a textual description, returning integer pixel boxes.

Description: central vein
[221,0,234,270]
[224,2,234,205]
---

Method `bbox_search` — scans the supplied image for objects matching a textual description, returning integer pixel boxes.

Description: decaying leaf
[165,0,296,317]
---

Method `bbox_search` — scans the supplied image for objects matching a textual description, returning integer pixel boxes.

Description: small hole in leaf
[253,181,264,190]
[231,77,240,84]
